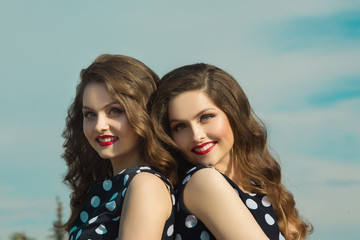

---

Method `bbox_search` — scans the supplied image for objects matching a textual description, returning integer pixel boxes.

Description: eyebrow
[169,108,215,124]
[82,101,120,111]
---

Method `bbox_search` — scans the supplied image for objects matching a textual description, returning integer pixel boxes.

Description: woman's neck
[214,160,249,193]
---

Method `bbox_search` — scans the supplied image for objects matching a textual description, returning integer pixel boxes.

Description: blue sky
[0,1,359,239]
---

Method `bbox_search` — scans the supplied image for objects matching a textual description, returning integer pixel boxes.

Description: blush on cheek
[213,115,234,145]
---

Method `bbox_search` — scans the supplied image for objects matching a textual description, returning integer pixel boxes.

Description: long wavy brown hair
[150,63,313,240]
[62,54,178,231]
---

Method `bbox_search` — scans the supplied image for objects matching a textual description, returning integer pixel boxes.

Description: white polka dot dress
[174,166,283,240]
[68,166,175,240]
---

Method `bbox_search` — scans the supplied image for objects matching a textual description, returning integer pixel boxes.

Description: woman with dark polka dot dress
[151,63,313,239]
[68,166,175,239]
[62,54,177,239]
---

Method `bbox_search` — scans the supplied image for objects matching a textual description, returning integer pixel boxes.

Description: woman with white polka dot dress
[151,63,313,239]
[62,54,177,239]
[174,166,282,240]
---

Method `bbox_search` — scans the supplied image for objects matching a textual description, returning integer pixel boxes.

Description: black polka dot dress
[174,166,285,240]
[68,165,175,240]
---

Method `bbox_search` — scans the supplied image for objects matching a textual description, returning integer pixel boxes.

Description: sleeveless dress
[174,166,285,240]
[68,165,175,240]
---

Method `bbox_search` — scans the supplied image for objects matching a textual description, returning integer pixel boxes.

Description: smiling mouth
[192,141,216,155]
[96,136,118,146]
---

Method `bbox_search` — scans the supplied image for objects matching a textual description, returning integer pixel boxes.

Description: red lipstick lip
[191,141,217,155]
[96,135,118,146]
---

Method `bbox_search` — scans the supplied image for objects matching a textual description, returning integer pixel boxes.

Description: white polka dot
[185,215,198,228]
[118,169,126,175]
[95,224,107,235]
[172,194,175,205]
[155,173,161,178]
[182,175,191,185]
[200,231,210,240]
[89,216,98,224]
[140,166,151,170]
[167,224,174,236]
[265,213,275,225]
[80,211,88,223]
[106,201,116,211]
[279,232,285,240]
[249,193,256,197]
[175,234,182,240]
[123,174,129,185]
[262,196,271,207]
[187,167,197,174]
[246,198,258,210]
[91,196,100,208]
[103,180,112,191]
[136,170,141,173]
[112,216,120,221]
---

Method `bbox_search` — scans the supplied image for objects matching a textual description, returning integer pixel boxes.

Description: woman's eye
[201,114,215,122]
[83,111,96,119]
[173,123,187,131]
[109,108,124,115]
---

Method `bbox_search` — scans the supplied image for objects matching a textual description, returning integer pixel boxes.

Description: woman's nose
[191,125,205,142]
[95,115,110,132]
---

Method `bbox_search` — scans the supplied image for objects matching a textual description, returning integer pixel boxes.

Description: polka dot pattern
[103,179,112,191]
[167,224,174,236]
[185,215,198,228]
[105,201,116,211]
[95,224,107,235]
[182,175,191,185]
[80,211,88,223]
[171,194,176,206]
[246,198,258,210]
[200,231,210,240]
[262,196,271,207]
[88,216,98,224]
[123,174,129,185]
[265,213,275,225]
[75,229,82,240]
[90,196,100,208]
[174,166,281,240]
[68,165,175,240]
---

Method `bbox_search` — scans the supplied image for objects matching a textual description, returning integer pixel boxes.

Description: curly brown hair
[62,54,178,231]
[150,63,313,240]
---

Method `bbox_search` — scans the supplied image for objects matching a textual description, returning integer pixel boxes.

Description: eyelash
[171,114,215,131]
[109,108,124,115]
[173,123,186,131]
[83,108,124,119]
[84,111,96,119]
[200,114,215,121]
